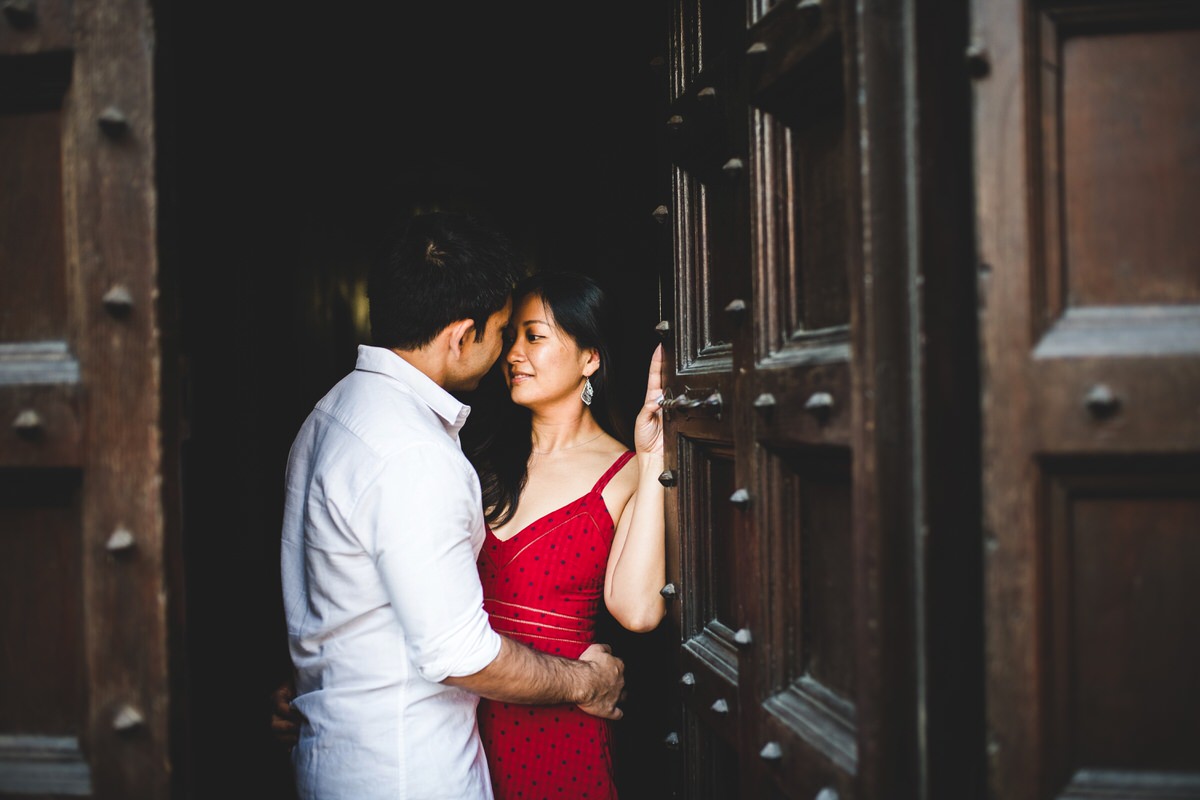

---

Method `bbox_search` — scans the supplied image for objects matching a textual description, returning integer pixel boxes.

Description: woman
[469,272,666,800]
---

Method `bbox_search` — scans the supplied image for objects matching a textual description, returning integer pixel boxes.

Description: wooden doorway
[164,2,670,797]
[6,1,1196,798]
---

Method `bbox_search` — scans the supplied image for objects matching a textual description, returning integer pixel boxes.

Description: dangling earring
[581,376,594,406]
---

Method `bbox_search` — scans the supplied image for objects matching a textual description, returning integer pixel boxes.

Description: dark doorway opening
[165,3,670,797]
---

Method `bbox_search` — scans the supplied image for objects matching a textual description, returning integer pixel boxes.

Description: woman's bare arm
[603,345,667,632]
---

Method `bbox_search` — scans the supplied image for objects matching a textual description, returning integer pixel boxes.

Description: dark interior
[167,3,670,796]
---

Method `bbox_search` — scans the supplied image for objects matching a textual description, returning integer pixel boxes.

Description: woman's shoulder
[598,439,639,492]
[554,436,629,477]
[596,436,634,466]
[571,437,633,485]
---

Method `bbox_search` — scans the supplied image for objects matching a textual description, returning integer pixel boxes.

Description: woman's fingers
[643,343,664,402]
[634,343,666,455]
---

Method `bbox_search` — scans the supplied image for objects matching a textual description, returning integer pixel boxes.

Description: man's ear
[446,318,477,358]
[582,348,601,378]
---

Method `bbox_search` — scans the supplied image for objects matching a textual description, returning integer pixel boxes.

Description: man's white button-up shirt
[281,345,502,800]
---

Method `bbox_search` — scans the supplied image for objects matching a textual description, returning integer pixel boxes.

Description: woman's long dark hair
[471,272,628,527]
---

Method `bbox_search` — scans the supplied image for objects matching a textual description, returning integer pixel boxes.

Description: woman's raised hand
[633,344,665,456]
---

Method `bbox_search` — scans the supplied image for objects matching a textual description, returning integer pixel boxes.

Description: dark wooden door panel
[0,469,89,796]
[744,3,863,798]
[0,110,68,342]
[767,449,855,700]
[681,710,744,800]
[1058,28,1200,308]
[0,470,85,733]
[0,1,176,797]
[1045,464,1200,784]
[684,442,743,631]
[0,0,73,55]
[661,6,746,798]
[973,2,1200,798]
[757,445,856,795]
[0,33,91,799]
[672,171,740,373]
[660,0,891,796]
[664,386,741,798]
[658,0,991,793]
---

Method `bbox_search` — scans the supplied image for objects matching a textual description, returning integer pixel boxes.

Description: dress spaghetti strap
[592,450,636,494]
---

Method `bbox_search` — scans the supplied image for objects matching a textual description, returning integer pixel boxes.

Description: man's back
[281,346,500,800]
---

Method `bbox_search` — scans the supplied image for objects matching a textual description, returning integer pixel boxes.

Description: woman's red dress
[477,450,635,800]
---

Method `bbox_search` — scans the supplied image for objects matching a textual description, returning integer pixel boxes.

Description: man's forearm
[445,637,625,720]
[444,636,599,706]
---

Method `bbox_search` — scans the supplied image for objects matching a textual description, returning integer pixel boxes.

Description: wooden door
[652,0,983,797]
[0,1,178,797]
[971,2,1200,798]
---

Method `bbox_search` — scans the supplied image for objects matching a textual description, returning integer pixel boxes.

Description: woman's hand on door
[633,344,665,456]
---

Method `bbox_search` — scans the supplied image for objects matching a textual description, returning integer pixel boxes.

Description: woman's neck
[529,406,602,455]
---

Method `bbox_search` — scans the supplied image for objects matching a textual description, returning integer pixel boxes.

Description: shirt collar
[354,345,472,435]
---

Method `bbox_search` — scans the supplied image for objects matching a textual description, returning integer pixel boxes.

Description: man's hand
[269,681,301,748]
[576,643,625,720]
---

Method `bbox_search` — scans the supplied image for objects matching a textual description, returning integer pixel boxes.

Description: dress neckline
[485,450,635,544]
[486,492,600,544]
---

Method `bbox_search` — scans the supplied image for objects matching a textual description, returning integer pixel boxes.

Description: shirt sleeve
[353,440,502,683]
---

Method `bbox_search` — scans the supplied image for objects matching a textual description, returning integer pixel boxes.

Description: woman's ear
[582,348,601,378]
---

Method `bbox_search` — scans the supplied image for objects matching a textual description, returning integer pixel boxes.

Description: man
[279,212,624,799]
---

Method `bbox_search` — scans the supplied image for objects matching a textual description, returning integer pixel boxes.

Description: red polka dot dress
[477,451,634,800]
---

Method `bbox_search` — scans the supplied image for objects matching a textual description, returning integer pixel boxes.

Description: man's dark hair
[368,212,522,350]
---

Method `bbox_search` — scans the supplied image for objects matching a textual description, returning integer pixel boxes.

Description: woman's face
[504,293,596,410]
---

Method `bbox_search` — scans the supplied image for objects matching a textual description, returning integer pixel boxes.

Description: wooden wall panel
[754,104,852,361]
[759,446,857,795]
[794,455,853,697]
[703,448,740,628]
[0,0,176,797]
[1046,466,1200,786]
[0,112,67,341]
[0,18,90,799]
[783,105,849,336]
[1061,29,1200,308]
[674,169,736,371]
[0,471,84,735]
[1069,496,1200,767]
[683,710,743,799]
